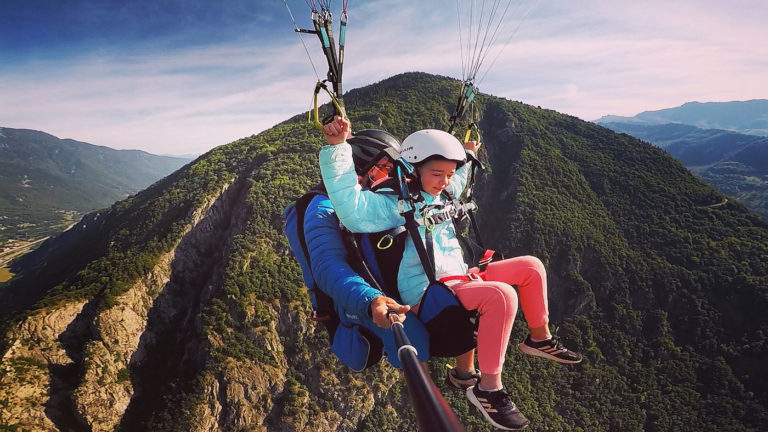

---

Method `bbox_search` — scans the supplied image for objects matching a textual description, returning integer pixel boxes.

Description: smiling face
[416,159,457,196]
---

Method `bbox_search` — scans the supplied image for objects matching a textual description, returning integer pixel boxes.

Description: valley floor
[0,237,47,282]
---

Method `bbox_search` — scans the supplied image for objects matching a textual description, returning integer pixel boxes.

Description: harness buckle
[424,216,435,231]
[468,272,482,281]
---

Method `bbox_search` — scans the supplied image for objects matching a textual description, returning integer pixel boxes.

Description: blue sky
[1,0,766,156]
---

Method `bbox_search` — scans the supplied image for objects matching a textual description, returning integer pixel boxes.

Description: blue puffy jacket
[304,194,381,321]
[319,142,470,306]
[303,192,432,368]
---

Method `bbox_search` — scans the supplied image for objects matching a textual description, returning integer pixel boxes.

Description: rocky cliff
[1,179,235,431]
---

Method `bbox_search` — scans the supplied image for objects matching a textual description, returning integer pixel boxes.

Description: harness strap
[478,249,496,268]
[312,10,340,90]
[394,162,438,283]
[342,228,385,294]
[291,188,335,320]
[376,225,406,250]
[403,209,437,283]
[468,211,485,249]
[425,222,436,277]
[337,5,347,96]
[439,271,486,284]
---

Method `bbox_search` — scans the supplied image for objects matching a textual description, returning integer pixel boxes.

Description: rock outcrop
[0,180,238,431]
[0,301,87,430]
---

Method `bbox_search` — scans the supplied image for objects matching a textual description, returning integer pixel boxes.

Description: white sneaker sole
[446,369,481,390]
[465,388,529,431]
[518,343,582,364]
[447,375,479,390]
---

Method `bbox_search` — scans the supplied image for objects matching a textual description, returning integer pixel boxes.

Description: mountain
[1,72,767,432]
[0,127,193,245]
[597,122,768,219]
[595,99,768,136]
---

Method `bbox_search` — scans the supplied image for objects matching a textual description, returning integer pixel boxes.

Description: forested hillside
[1,72,766,432]
[597,122,768,219]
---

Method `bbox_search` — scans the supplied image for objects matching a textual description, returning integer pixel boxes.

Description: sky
[1,0,766,156]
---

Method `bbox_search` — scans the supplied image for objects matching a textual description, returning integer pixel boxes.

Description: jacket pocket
[331,323,384,372]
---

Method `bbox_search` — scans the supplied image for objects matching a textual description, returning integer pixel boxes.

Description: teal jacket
[319,142,470,306]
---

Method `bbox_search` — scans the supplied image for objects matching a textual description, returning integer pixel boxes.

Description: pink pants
[447,255,549,375]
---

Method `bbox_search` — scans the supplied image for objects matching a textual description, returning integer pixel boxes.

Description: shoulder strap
[462,156,487,251]
[342,229,385,294]
[293,188,327,267]
[392,162,438,283]
[293,187,337,320]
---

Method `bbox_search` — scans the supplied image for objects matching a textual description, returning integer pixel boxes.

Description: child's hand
[323,116,351,145]
[464,140,482,153]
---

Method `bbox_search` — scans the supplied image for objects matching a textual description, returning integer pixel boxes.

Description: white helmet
[400,129,466,167]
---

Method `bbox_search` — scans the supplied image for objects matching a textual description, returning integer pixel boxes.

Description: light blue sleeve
[447,161,470,197]
[319,143,406,233]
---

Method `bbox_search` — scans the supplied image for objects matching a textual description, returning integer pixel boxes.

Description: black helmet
[348,129,402,176]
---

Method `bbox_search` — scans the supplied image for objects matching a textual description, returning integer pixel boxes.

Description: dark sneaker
[445,368,481,390]
[467,386,530,430]
[519,335,583,364]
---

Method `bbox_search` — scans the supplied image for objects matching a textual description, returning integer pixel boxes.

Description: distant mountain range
[0,127,193,245]
[596,102,768,219]
[595,99,768,136]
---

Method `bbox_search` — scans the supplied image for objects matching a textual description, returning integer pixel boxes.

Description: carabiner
[377,235,394,250]
[311,80,346,130]
[424,216,435,232]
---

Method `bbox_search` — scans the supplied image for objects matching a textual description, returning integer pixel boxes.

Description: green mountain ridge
[599,121,768,219]
[1,72,767,431]
[0,127,193,245]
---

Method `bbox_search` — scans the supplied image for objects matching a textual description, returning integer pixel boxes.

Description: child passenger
[320,117,581,431]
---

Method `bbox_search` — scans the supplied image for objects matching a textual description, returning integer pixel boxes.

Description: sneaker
[519,335,583,364]
[467,386,530,430]
[445,367,481,390]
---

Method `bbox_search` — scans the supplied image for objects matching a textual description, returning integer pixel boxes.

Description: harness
[365,157,500,298]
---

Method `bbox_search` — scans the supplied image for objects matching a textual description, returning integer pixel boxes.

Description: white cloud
[0,40,312,154]
[1,0,767,154]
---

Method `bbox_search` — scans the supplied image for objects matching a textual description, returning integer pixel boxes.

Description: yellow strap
[463,123,480,144]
